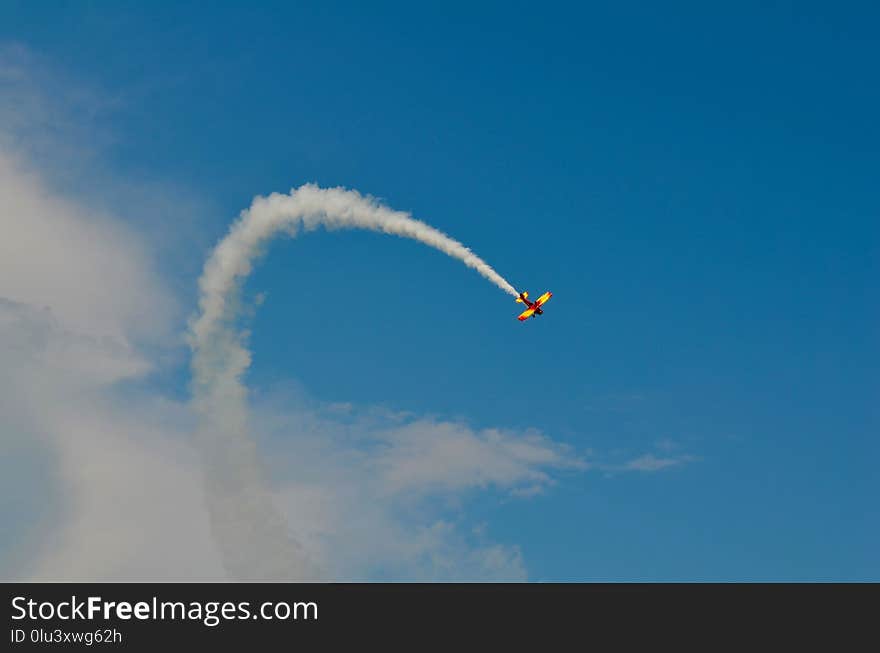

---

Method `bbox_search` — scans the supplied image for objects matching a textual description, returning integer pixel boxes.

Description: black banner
[3,583,875,649]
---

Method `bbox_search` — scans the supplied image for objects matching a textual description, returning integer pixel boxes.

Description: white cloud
[249,388,580,580]
[1,44,693,582]
[617,453,696,473]
[0,49,580,579]
[374,420,583,496]
[0,285,573,581]
[0,235,222,582]
[0,47,222,580]
[0,153,175,343]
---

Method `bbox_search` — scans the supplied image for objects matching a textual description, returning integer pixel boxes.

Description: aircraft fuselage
[518,292,543,317]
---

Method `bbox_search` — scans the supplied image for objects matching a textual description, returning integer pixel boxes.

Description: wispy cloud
[245,385,584,580]
[0,45,581,580]
[0,44,694,582]
[618,453,696,472]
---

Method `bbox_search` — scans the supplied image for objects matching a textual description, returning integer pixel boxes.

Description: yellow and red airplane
[515,291,553,321]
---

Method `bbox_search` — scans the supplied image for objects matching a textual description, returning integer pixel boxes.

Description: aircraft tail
[516,291,529,303]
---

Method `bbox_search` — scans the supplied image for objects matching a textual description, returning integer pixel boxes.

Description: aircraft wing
[517,308,536,321]
[535,291,553,307]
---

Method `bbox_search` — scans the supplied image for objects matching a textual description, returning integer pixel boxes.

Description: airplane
[515,291,553,321]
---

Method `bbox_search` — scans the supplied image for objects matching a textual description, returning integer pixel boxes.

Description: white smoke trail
[189,184,517,580]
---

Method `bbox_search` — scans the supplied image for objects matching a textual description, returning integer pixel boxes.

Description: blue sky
[1,2,877,580]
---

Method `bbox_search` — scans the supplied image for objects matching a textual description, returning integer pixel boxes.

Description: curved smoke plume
[189,184,517,580]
